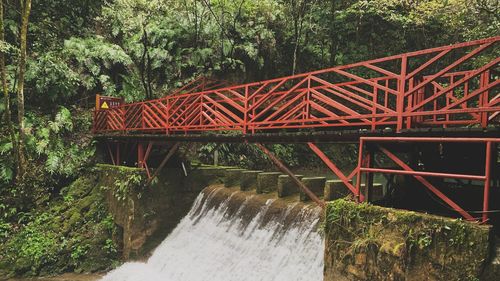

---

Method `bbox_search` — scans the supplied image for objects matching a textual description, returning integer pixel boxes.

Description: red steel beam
[360,137,500,143]
[482,141,492,222]
[146,142,181,185]
[256,143,325,208]
[377,145,475,221]
[307,142,365,202]
[359,167,486,181]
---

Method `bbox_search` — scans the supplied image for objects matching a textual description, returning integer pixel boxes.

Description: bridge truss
[94,37,500,223]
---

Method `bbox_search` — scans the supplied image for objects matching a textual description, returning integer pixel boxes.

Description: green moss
[323,199,491,281]
[0,171,121,277]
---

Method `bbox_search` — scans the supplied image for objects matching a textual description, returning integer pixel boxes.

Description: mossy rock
[256,172,282,194]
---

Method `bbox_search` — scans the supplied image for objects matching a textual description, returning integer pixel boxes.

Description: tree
[1,0,19,178]
[284,0,316,75]
[16,0,32,177]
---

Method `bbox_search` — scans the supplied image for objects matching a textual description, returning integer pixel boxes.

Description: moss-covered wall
[0,172,120,277]
[0,163,224,278]
[323,199,492,281]
[97,163,223,259]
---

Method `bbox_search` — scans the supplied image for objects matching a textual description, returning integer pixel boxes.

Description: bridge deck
[94,127,500,143]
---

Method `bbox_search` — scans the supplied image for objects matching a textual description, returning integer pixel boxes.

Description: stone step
[324,180,384,201]
[277,174,304,198]
[361,183,384,201]
[299,177,326,202]
[240,170,263,191]
[324,180,353,201]
[256,172,282,194]
[224,168,246,187]
[198,166,227,177]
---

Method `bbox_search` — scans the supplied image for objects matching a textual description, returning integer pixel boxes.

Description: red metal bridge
[93,37,500,223]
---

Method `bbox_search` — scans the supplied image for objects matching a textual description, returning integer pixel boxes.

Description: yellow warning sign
[96,94,124,110]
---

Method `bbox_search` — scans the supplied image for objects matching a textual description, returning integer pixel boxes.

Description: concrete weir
[98,164,499,281]
[100,175,324,281]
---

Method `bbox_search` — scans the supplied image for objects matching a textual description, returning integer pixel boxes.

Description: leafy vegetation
[0,174,120,277]
[0,0,497,277]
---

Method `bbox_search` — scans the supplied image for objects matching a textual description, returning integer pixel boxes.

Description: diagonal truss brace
[307,143,365,202]
[146,142,181,185]
[256,143,325,208]
[376,145,475,221]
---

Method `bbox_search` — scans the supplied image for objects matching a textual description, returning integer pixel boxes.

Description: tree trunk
[329,0,337,66]
[140,24,151,99]
[1,0,19,176]
[16,0,32,178]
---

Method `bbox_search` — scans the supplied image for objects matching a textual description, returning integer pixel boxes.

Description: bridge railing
[92,36,499,134]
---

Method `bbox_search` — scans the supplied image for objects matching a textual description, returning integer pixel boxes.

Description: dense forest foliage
[0,0,498,277]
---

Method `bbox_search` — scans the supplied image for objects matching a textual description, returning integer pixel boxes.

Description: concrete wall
[96,163,499,280]
[323,199,494,281]
[96,164,224,259]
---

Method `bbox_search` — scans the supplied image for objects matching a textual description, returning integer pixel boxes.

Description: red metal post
[396,55,408,132]
[138,143,144,169]
[364,146,374,202]
[480,70,490,128]
[482,141,492,222]
[371,82,377,130]
[355,139,364,202]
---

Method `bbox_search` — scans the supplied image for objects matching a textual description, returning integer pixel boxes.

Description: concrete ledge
[299,177,326,202]
[324,181,384,201]
[361,183,384,201]
[277,174,304,198]
[198,166,227,177]
[324,180,352,201]
[240,170,263,191]
[224,169,246,187]
[256,172,282,194]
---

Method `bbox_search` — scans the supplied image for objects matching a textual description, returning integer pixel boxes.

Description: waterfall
[101,187,324,281]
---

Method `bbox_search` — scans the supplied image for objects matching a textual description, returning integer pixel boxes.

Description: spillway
[100,186,324,281]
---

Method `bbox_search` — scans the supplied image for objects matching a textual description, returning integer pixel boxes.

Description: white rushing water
[101,189,324,281]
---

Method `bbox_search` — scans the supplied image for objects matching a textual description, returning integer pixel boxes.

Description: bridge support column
[106,142,121,166]
[137,142,154,178]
